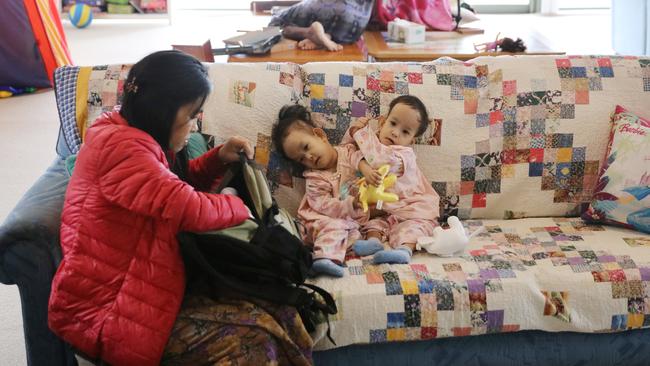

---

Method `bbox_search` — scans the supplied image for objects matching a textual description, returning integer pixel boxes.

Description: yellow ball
[69,4,93,29]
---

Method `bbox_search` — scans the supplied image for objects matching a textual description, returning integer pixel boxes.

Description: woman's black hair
[387,95,430,137]
[271,104,315,158]
[120,50,211,151]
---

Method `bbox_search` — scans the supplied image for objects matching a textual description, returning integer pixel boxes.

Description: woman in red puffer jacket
[47,51,253,365]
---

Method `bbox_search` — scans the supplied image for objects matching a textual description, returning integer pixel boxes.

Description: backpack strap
[301,283,338,345]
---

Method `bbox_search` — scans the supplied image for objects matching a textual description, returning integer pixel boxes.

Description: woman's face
[170,99,202,153]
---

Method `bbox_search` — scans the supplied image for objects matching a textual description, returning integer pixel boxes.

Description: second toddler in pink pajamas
[272,105,367,277]
[344,95,440,264]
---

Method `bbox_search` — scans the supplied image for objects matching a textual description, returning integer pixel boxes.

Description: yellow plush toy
[357,164,399,212]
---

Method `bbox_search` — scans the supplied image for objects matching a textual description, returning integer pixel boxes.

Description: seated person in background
[268,0,375,51]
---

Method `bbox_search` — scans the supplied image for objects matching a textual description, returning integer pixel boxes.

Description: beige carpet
[0,10,612,365]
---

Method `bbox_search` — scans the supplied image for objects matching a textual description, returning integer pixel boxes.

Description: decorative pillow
[582,105,650,233]
[54,64,131,155]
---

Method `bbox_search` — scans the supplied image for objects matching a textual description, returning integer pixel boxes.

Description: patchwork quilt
[54,56,650,221]
[200,56,650,221]
[309,217,650,350]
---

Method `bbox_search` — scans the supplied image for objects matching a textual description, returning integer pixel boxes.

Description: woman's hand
[218,136,254,164]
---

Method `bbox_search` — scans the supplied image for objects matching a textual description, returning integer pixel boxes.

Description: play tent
[0,0,72,89]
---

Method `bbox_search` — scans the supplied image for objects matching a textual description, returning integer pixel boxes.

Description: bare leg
[297,38,319,50]
[366,231,383,242]
[351,230,385,257]
[402,242,416,252]
[282,21,343,52]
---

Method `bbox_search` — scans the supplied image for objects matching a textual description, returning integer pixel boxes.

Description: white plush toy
[416,216,484,257]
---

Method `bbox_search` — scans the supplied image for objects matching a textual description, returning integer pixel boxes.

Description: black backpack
[178,154,337,344]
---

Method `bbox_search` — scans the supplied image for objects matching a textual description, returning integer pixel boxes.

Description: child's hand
[349,117,370,138]
[396,160,404,176]
[359,160,382,186]
[352,195,362,210]
[356,117,370,127]
[219,136,254,163]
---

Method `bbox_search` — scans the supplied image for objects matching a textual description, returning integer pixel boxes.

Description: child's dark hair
[387,95,430,137]
[271,104,316,158]
[120,50,211,150]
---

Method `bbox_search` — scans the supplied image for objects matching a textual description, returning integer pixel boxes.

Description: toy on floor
[473,32,527,53]
[69,3,93,29]
[416,216,484,257]
[357,164,399,212]
[0,86,36,98]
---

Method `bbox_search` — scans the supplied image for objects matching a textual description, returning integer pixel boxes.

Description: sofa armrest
[0,158,77,366]
[0,158,69,284]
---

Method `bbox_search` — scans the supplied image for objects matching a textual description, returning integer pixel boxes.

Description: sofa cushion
[307,217,650,351]
[582,105,650,233]
[55,56,650,219]
[201,62,304,143]
[200,56,650,220]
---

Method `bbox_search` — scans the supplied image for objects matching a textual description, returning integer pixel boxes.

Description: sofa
[2,55,650,365]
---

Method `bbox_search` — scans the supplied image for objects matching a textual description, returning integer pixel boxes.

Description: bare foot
[298,38,319,50]
[306,21,343,52]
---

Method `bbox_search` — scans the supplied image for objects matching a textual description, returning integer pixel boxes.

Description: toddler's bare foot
[305,21,343,52]
[298,38,319,50]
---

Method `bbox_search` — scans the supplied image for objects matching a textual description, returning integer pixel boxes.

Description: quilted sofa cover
[54,55,650,351]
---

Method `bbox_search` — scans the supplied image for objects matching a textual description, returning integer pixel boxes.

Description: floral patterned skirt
[162,292,314,366]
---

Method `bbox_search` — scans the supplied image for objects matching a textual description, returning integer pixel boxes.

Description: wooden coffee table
[363,30,564,62]
[228,37,367,63]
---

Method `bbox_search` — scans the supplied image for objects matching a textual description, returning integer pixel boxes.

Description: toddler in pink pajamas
[343,95,440,264]
[271,104,367,277]
[271,96,439,275]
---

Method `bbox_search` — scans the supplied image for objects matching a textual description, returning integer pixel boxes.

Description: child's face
[282,126,337,170]
[170,99,201,153]
[378,103,421,146]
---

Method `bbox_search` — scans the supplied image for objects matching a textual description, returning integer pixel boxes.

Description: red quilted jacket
[48,110,249,365]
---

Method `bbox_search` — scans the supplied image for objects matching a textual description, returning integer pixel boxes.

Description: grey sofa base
[314,328,650,366]
[0,158,76,366]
